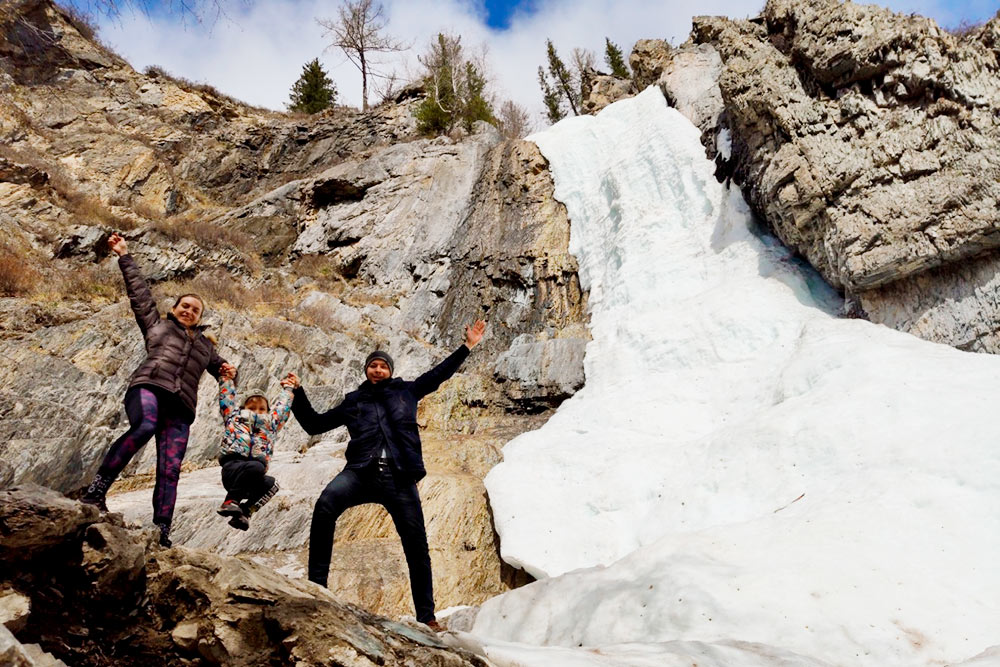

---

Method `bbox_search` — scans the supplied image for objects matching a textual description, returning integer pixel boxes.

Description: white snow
[717,127,732,160]
[474,87,1000,666]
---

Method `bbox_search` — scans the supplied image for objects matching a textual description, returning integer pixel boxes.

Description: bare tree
[317,0,407,111]
[54,0,236,27]
[496,99,532,139]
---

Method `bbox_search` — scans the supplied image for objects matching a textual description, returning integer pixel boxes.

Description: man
[291,320,486,630]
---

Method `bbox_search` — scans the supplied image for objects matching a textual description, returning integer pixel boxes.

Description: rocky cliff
[0,485,490,666]
[6,0,1000,661]
[0,0,584,624]
[625,0,1000,352]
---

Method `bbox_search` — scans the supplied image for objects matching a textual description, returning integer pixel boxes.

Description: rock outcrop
[580,68,636,115]
[631,0,1000,352]
[0,0,583,626]
[0,484,488,666]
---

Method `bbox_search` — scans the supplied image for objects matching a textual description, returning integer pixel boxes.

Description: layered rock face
[633,0,1000,352]
[0,485,488,666]
[0,0,585,622]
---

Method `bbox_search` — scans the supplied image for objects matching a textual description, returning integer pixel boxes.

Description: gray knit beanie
[364,350,394,375]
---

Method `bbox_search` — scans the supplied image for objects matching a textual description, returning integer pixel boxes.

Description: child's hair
[242,394,269,411]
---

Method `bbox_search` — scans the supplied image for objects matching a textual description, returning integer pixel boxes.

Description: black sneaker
[217,499,244,518]
[228,513,250,531]
[157,524,173,547]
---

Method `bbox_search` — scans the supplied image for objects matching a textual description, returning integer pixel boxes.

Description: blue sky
[475,0,997,28]
[78,0,1000,126]
[482,0,533,28]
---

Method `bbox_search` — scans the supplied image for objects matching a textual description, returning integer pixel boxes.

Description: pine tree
[604,37,629,78]
[546,39,579,116]
[462,61,495,132]
[288,59,337,114]
[415,33,496,136]
[538,66,563,124]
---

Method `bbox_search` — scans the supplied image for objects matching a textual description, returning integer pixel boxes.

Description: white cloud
[93,0,995,127]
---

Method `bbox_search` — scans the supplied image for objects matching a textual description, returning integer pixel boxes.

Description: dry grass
[1,100,36,136]
[292,254,349,293]
[0,236,123,304]
[295,302,342,330]
[52,261,124,303]
[155,270,292,317]
[0,250,40,296]
[61,4,98,42]
[148,214,264,275]
[341,286,400,309]
[0,144,135,230]
[245,318,314,354]
[143,65,271,114]
[132,199,166,221]
[149,217,251,251]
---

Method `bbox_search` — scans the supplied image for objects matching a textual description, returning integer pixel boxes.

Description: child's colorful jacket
[218,380,293,469]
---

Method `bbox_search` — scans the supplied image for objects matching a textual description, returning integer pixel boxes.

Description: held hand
[219,363,237,381]
[280,372,300,389]
[108,233,128,256]
[464,320,486,349]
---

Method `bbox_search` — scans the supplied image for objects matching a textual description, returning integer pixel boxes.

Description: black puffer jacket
[119,254,226,417]
[292,346,470,481]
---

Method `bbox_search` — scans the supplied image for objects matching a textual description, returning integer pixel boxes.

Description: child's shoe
[228,511,250,531]
[217,499,244,518]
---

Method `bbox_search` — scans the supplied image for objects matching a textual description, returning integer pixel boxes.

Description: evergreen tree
[288,58,337,113]
[604,37,629,78]
[546,39,579,116]
[462,61,494,131]
[415,33,496,136]
[538,65,563,124]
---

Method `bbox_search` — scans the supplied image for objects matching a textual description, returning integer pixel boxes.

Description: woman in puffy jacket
[82,233,232,546]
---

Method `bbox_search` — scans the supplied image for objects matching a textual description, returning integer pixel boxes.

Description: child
[216,368,299,530]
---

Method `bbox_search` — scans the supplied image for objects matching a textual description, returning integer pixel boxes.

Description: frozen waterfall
[471,87,1000,666]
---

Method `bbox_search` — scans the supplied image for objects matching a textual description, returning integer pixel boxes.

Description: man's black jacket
[291,346,470,481]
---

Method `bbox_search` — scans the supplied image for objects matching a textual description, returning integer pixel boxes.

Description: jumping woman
[82,233,233,546]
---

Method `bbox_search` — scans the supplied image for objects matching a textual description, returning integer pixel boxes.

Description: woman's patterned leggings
[96,386,191,528]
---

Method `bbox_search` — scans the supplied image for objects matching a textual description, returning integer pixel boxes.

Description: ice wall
[476,88,1000,665]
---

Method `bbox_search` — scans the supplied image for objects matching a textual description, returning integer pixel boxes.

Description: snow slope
[475,87,1000,666]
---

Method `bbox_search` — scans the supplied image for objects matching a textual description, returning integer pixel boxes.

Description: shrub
[293,254,348,292]
[0,250,38,296]
[415,33,496,136]
[245,318,313,355]
[156,270,293,317]
[946,19,984,38]
[0,144,134,229]
[54,261,124,302]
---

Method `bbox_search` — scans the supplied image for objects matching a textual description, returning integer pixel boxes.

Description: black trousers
[220,458,276,512]
[308,461,434,622]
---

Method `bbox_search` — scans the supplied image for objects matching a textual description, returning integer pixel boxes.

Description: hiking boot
[81,495,108,513]
[425,619,444,632]
[228,512,250,531]
[157,523,172,548]
[217,499,244,518]
[81,473,111,512]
